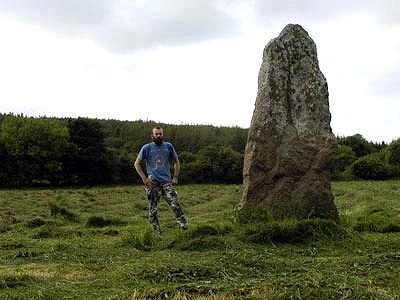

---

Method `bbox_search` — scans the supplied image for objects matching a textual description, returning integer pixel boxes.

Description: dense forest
[0,113,399,187]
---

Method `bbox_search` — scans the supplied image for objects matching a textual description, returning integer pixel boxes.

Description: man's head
[151,126,164,145]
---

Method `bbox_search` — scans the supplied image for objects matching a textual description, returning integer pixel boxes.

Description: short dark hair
[151,126,163,134]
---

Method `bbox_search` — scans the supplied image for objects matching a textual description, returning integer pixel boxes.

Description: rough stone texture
[241,24,338,220]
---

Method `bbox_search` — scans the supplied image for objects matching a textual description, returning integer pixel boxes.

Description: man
[134,126,188,239]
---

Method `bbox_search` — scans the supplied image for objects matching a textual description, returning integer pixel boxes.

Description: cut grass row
[1,181,399,299]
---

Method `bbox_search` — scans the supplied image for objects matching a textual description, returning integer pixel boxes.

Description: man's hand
[142,177,152,187]
[172,176,178,185]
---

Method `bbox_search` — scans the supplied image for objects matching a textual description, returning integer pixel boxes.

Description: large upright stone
[241,24,338,220]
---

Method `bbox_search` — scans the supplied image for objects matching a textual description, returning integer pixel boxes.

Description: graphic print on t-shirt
[155,154,164,167]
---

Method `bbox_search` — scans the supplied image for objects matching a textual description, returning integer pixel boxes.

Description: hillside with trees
[0,113,398,187]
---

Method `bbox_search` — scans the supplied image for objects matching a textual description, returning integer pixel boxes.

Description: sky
[0,0,399,143]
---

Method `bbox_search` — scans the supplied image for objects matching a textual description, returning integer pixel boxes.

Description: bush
[338,134,374,158]
[388,139,400,167]
[331,145,357,179]
[351,156,391,180]
[180,146,243,184]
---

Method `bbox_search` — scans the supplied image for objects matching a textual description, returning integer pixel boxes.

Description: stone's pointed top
[263,23,319,75]
[281,23,307,33]
[278,23,313,43]
[278,24,315,47]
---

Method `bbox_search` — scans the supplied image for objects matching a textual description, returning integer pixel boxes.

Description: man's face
[151,128,164,144]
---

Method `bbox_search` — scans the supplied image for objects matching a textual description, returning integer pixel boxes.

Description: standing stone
[240,24,338,220]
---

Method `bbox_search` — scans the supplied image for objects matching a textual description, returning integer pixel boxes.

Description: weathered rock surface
[241,24,338,220]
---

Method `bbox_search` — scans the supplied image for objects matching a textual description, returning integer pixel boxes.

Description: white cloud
[0,0,242,52]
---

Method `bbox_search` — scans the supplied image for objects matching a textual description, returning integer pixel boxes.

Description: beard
[153,137,163,144]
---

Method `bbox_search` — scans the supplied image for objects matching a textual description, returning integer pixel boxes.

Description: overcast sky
[0,0,399,143]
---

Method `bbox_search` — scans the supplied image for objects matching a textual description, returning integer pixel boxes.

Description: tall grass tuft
[48,202,78,222]
[350,204,400,233]
[120,227,156,251]
[242,218,348,244]
[235,204,273,224]
[0,212,18,233]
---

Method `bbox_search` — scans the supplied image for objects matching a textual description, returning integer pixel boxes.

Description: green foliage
[65,118,112,185]
[0,115,248,187]
[101,120,248,154]
[351,154,391,180]
[331,145,357,179]
[1,114,399,186]
[386,138,400,177]
[338,134,375,158]
[182,146,243,183]
[388,138,400,165]
[334,134,392,181]
[0,115,69,186]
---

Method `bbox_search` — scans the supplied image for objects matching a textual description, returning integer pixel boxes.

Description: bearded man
[134,126,188,239]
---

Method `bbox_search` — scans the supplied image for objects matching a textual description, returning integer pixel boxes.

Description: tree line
[0,113,399,187]
[0,114,246,187]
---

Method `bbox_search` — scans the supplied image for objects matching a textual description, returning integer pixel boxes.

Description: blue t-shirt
[137,142,178,184]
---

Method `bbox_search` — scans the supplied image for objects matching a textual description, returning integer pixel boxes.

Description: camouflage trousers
[145,182,187,237]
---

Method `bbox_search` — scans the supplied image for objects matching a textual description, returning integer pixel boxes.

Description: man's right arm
[134,159,151,186]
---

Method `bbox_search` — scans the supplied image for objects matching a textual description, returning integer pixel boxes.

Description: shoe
[180,223,188,230]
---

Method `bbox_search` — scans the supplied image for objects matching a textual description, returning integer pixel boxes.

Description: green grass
[0,181,399,299]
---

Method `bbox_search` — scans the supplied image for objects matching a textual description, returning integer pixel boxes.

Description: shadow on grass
[86,215,128,227]
[0,274,39,289]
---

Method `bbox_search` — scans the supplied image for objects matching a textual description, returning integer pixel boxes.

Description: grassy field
[1,181,400,299]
